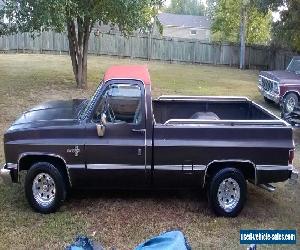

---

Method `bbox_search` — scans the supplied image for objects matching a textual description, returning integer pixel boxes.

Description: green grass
[0,54,299,249]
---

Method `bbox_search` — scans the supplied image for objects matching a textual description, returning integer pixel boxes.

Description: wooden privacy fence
[0,31,297,70]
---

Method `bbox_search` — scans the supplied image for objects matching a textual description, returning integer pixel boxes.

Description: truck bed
[153,96,286,126]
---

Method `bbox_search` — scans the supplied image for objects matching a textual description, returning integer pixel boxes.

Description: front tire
[25,162,66,214]
[208,168,247,217]
[283,93,298,114]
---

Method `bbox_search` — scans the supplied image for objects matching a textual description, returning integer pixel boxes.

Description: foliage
[206,0,218,17]
[0,0,163,35]
[246,6,273,44]
[272,0,300,51]
[211,0,272,45]
[164,0,206,16]
[0,0,163,88]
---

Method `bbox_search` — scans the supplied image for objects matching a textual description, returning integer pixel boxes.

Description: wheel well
[283,91,300,100]
[204,161,255,187]
[18,155,71,187]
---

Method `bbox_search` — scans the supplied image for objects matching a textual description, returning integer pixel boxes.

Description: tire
[264,96,274,103]
[208,168,247,217]
[25,162,66,214]
[283,93,298,114]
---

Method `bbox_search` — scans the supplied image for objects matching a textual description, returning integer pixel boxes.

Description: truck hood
[260,70,300,83]
[11,99,87,127]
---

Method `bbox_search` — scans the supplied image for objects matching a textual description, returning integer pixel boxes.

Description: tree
[211,0,272,44]
[165,0,206,16]
[272,0,300,51]
[0,0,163,88]
[211,0,272,69]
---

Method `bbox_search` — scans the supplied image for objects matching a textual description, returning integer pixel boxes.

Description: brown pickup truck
[258,56,300,113]
[1,65,298,217]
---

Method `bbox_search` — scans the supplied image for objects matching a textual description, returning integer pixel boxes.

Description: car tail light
[289,149,294,164]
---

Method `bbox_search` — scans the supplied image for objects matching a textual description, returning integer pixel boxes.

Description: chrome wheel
[217,178,240,213]
[32,173,56,207]
[286,97,296,113]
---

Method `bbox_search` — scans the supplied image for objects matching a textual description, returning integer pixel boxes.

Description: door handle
[131,129,146,133]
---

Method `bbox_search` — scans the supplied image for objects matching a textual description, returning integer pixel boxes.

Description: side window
[93,83,143,124]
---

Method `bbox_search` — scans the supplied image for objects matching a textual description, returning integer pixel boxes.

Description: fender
[203,159,256,188]
[17,152,72,186]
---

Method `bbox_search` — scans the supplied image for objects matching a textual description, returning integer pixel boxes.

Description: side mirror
[96,113,107,137]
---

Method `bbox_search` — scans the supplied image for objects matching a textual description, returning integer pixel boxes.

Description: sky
[164,0,207,7]
[164,0,283,22]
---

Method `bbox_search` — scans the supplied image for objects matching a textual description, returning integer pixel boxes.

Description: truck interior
[152,98,277,124]
[93,83,142,124]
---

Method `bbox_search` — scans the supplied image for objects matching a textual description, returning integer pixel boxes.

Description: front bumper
[0,163,18,185]
[290,168,299,183]
[258,85,281,104]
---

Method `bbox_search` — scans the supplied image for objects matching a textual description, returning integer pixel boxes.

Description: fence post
[59,33,62,55]
[248,46,250,69]
[98,34,101,55]
[16,33,19,53]
[169,38,173,63]
[193,40,196,64]
[147,34,152,60]
[22,33,25,53]
[130,35,133,59]
[40,31,43,54]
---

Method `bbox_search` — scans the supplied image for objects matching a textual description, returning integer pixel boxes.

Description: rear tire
[208,168,247,217]
[25,162,66,214]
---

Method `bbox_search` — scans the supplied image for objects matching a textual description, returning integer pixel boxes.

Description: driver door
[84,80,148,188]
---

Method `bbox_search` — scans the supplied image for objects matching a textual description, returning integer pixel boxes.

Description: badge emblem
[67,145,80,157]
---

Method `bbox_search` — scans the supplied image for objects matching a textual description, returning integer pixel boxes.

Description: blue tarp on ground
[134,230,191,250]
[66,230,191,250]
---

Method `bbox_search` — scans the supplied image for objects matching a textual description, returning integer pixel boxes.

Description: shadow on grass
[69,188,206,202]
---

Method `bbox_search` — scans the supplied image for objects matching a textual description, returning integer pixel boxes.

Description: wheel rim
[32,173,56,207]
[286,97,296,113]
[217,177,240,213]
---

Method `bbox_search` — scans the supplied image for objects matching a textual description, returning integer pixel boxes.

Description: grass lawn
[0,54,299,249]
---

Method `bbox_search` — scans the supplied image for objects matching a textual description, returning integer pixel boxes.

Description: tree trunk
[67,17,92,88]
[239,4,247,70]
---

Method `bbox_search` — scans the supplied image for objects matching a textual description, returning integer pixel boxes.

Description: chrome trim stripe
[164,119,285,126]
[258,75,279,83]
[157,95,250,102]
[87,164,145,170]
[282,84,300,86]
[83,164,206,171]
[67,164,85,169]
[256,165,293,171]
[155,165,206,171]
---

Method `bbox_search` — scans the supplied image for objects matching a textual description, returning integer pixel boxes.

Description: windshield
[78,81,103,119]
[286,58,300,74]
